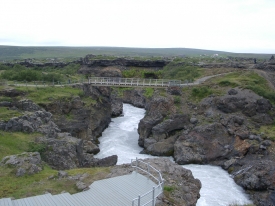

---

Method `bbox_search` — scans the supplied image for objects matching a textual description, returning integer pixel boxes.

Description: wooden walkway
[0,171,162,206]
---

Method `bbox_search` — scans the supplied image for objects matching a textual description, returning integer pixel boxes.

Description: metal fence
[131,158,164,206]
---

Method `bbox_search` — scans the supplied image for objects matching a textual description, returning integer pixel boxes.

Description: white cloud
[1,0,275,53]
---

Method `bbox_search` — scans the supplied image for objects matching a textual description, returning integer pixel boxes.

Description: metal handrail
[131,158,164,206]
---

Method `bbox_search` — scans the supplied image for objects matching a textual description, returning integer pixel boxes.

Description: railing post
[138,195,141,206]
[152,186,155,206]
[136,157,138,168]
[132,200,135,206]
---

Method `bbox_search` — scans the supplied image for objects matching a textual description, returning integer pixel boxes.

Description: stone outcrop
[132,87,274,205]
[0,88,25,97]
[138,96,176,147]
[99,66,122,77]
[142,114,190,156]
[107,158,201,206]
[121,89,146,108]
[43,85,112,143]
[111,92,123,117]
[229,159,275,206]
[37,133,84,169]
[82,55,169,68]
[0,110,60,137]
[0,152,42,176]
[174,122,233,164]
[255,57,275,71]
[36,133,117,170]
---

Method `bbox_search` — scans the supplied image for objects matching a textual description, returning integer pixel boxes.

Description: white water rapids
[95,104,252,205]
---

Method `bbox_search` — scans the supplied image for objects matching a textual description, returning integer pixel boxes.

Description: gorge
[1,54,275,205]
[96,103,252,206]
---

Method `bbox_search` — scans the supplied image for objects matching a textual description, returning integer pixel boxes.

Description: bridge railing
[131,158,164,206]
[88,77,181,87]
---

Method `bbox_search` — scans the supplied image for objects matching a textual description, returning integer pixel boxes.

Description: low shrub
[191,86,213,100]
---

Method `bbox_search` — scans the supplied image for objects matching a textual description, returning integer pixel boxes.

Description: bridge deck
[0,171,161,206]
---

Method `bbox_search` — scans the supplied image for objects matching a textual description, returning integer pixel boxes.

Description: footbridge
[0,159,163,206]
[88,77,181,88]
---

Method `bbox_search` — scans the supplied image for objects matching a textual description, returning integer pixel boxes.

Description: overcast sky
[1,0,274,53]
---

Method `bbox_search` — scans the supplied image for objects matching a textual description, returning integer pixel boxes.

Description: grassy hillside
[0,46,273,61]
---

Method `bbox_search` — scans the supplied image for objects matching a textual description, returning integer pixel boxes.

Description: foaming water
[94,104,152,164]
[95,103,252,205]
[183,164,253,206]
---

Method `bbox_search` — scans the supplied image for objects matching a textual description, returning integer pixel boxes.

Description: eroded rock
[1,152,42,176]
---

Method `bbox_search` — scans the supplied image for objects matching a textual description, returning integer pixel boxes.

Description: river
[95,104,252,206]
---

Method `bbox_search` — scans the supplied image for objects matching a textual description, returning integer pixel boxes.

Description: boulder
[216,96,247,113]
[256,98,272,113]
[233,160,275,206]
[111,98,123,117]
[16,99,42,112]
[151,114,189,141]
[1,110,59,137]
[83,140,100,155]
[76,181,89,191]
[145,96,176,117]
[99,66,122,78]
[228,88,238,95]
[190,117,198,124]
[36,134,82,169]
[95,155,118,167]
[1,152,42,176]
[138,114,163,147]
[174,123,234,164]
[58,171,68,178]
[138,96,176,147]
[145,135,178,156]
[216,89,273,121]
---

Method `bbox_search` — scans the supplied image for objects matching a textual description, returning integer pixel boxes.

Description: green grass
[0,96,12,102]
[191,86,213,101]
[144,88,154,98]
[162,62,202,82]
[0,129,111,199]
[0,107,23,121]
[173,96,181,104]
[255,125,275,141]
[0,132,41,160]
[163,185,174,192]
[0,63,84,83]
[15,86,85,104]
[215,71,275,104]
[113,87,133,97]
[0,164,110,199]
